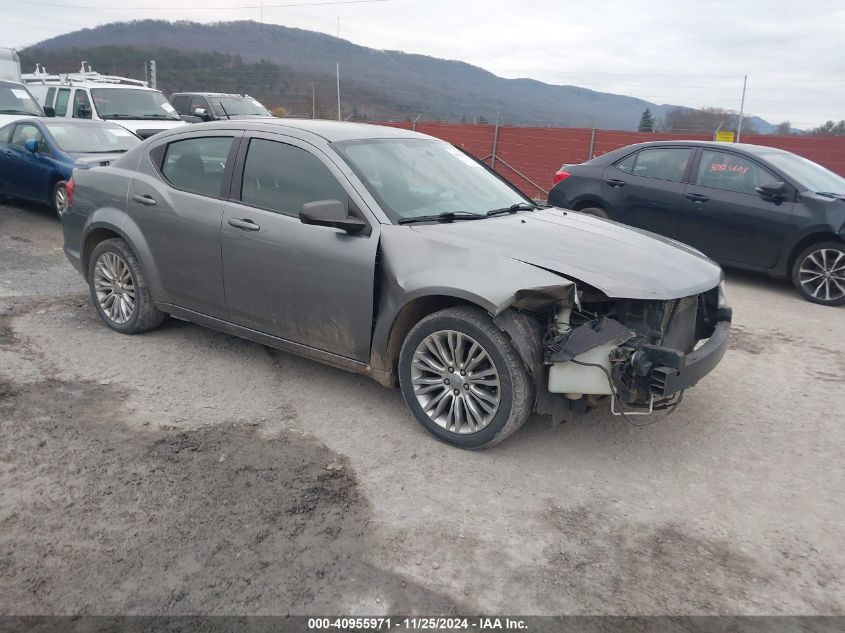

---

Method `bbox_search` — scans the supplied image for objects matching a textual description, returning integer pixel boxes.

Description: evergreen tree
[638,108,656,132]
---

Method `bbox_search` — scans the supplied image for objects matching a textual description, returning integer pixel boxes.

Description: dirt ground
[0,201,843,616]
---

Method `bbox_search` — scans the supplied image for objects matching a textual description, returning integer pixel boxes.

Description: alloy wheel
[798,248,845,303]
[410,330,501,434]
[54,184,68,216]
[94,252,136,324]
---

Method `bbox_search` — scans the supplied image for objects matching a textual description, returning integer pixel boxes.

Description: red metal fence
[380,123,845,199]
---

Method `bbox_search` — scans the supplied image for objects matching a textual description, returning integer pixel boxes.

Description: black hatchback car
[548,141,845,306]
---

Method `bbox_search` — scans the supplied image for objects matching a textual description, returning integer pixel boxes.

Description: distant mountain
[23,20,775,132]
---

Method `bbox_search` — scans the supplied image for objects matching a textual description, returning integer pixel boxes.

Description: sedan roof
[159,118,429,143]
[602,139,791,157]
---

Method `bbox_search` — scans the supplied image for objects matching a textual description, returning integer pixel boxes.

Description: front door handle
[684,193,710,203]
[605,179,626,188]
[132,193,157,206]
[227,218,261,231]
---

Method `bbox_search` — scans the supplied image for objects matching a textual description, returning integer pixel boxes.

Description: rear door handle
[132,193,157,206]
[605,179,626,188]
[684,193,710,203]
[227,218,261,231]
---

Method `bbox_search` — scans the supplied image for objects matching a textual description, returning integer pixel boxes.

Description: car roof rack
[21,61,149,88]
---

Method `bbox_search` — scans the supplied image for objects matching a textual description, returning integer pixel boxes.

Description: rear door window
[54,88,70,116]
[160,136,234,198]
[630,148,692,182]
[695,150,778,195]
[45,87,56,108]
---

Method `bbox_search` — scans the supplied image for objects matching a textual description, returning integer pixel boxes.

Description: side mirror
[756,181,786,200]
[77,104,91,119]
[193,108,211,121]
[24,139,38,153]
[300,199,366,233]
[43,105,55,117]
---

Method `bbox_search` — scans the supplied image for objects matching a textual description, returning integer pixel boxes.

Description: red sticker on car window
[710,163,749,176]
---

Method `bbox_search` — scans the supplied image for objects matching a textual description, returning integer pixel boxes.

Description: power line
[2,0,389,9]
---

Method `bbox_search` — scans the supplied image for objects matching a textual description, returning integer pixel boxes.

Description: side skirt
[158,303,371,377]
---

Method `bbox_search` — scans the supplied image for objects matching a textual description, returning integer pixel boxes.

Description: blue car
[0,118,140,216]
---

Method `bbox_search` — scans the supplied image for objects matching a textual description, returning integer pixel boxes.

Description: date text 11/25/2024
[307,617,528,630]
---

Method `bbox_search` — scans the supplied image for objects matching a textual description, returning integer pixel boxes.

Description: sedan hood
[108,119,187,139]
[409,208,723,300]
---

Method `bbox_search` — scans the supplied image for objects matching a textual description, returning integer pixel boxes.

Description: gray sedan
[60,119,731,448]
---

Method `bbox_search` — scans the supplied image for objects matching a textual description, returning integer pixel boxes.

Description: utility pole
[736,74,747,143]
[149,60,157,90]
[311,82,316,119]
[334,17,342,121]
[491,111,501,168]
[336,63,341,121]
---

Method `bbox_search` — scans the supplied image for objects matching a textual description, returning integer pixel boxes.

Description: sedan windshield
[211,96,270,117]
[0,85,43,116]
[44,121,140,153]
[91,88,181,121]
[761,151,845,195]
[335,138,528,223]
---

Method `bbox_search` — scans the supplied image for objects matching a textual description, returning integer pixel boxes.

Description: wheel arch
[785,231,844,277]
[45,170,69,206]
[81,215,166,302]
[369,293,493,387]
[570,196,608,213]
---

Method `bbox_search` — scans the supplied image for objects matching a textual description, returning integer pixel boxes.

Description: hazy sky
[2,0,843,128]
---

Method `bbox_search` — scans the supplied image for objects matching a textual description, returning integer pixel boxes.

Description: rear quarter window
[0,123,13,144]
[614,153,636,174]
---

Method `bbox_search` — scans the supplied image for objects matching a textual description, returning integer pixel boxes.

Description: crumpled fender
[368,226,574,384]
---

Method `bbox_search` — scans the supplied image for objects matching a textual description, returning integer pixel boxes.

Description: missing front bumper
[546,305,732,406]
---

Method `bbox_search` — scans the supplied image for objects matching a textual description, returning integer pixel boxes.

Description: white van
[0,80,45,127]
[23,63,187,139]
[0,47,23,83]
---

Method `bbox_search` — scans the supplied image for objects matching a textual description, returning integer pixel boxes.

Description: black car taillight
[552,170,570,185]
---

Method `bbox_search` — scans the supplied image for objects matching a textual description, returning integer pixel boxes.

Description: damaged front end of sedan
[495,280,732,422]
[374,218,732,428]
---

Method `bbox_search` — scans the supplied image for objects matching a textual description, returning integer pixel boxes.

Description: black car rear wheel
[792,242,845,306]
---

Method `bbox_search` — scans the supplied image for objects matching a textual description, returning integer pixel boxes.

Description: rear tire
[577,206,610,219]
[398,306,533,449]
[51,180,68,218]
[87,238,166,333]
[792,242,845,306]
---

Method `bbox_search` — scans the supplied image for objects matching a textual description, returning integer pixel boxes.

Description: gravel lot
[1,200,843,616]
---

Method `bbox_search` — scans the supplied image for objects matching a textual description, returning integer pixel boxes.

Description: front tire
[88,238,166,333]
[792,242,845,306]
[398,306,533,449]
